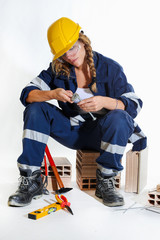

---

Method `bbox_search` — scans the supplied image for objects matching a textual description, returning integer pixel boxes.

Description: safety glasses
[62,41,81,58]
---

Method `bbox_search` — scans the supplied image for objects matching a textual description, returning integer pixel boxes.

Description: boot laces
[18,175,35,190]
[103,177,116,190]
[18,174,48,194]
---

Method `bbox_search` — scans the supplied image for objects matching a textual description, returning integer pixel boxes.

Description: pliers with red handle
[55,194,73,215]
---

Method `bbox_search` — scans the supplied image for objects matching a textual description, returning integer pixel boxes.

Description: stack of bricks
[148,185,160,207]
[76,149,121,190]
[76,150,98,190]
[41,157,72,192]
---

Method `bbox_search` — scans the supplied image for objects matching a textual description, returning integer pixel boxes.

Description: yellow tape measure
[28,202,62,220]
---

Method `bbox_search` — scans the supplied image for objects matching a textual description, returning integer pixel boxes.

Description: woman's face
[62,41,86,68]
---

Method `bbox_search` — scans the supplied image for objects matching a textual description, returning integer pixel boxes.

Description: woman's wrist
[102,96,125,110]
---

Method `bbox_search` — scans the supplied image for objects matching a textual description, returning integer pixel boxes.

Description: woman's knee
[109,109,131,122]
[24,102,46,121]
[101,109,134,131]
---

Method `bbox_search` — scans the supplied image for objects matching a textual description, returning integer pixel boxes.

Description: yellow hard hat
[47,17,81,60]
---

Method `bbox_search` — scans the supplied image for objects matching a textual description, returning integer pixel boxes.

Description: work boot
[95,169,124,207]
[8,168,43,207]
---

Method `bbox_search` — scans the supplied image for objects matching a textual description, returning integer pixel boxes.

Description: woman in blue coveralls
[8,17,147,207]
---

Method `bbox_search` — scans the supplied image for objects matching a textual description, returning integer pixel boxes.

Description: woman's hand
[77,96,105,112]
[52,88,73,103]
[77,96,125,111]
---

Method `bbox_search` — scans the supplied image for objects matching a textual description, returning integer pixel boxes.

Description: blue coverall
[18,51,147,173]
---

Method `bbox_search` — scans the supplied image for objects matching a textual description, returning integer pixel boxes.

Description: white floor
[0,163,159,240]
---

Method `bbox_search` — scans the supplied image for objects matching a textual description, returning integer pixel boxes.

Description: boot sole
[103,200,125,207]
[8,194,43,207]
[95,191,125,207]
[33,194,42,200]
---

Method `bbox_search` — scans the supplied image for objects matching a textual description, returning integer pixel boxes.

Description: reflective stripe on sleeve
[121,92,141,114]
[101,141,126,155]
[26,77,51,91]
[23,129,49,144]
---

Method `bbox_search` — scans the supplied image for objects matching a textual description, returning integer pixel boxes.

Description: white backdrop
[1,0,160,185]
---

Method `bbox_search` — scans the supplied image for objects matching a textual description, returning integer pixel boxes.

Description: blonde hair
[52,32,97,92]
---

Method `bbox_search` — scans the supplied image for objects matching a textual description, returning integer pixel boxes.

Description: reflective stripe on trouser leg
[129,122,147,151]
[96,110,134,172]
[17,102,51,168]
[17,130,49,168]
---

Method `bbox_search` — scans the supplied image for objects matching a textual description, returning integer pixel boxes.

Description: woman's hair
[52,32,97,92]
